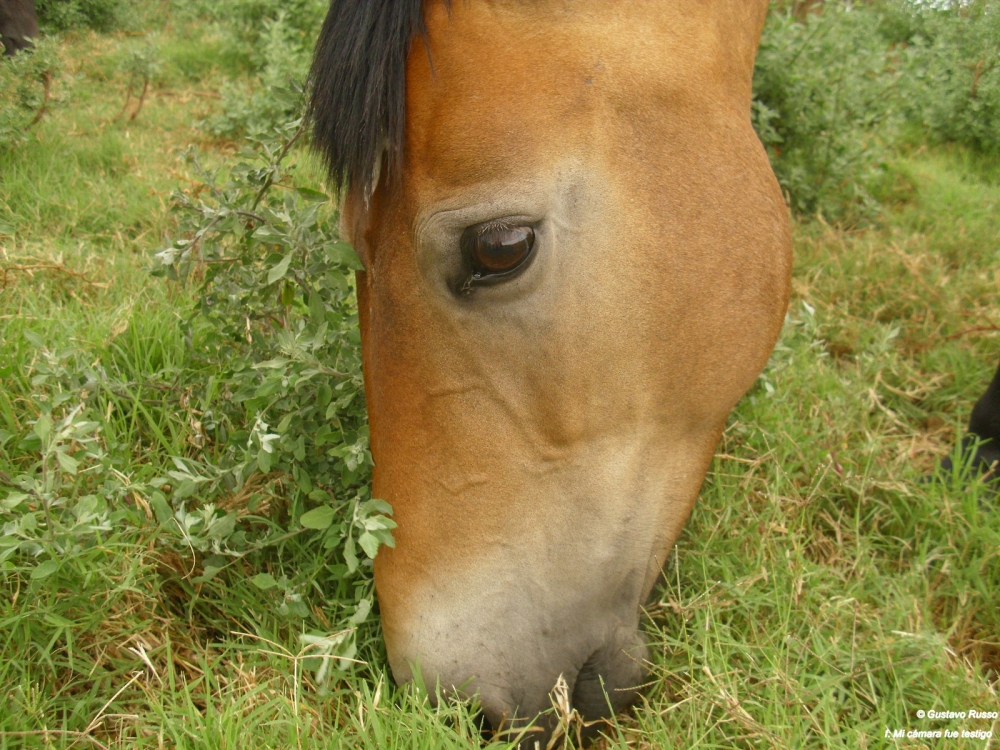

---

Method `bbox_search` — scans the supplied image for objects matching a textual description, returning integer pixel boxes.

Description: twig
[113,75,134,124]
[233,210,268,223]
[1,263,103,288]
[26,71,52,130]
[969,59,985,99]
[0,469,37,497]
[128,78,150,122]
[250,120,307,211]
[176,216,222,269]
[154,89,220,99]
[942,325,1000,340]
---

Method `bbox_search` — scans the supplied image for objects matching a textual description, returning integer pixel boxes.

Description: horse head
[310,0,791,741]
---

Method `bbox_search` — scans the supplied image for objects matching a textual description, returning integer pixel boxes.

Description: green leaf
[343,534,358,574]
[349,598,372,625]
[174,479,200,500]
[23,330,45,350]
[194,565,223,584]
[195,554,227,583]
[300,505,335,530]
[296,187,329,202]
[254,378,282,399]
[207,512,236,540]
[253,225,286,240]
[250,573,278,590]
[2,492,29,511]
[33,414,52,444]
[20,512,37,532]
[295,470,312,494]
[317,384,333,408]
[358,531,380,559]
[18,433,42,452]
[267,253,293,285]
[73,495,100,519]
[368,499,394,516]
[31,559,61,580]
[150,492,173,525]
[325,241,364,270]
[308,293,326,322]
[56,450,79,476]
[256,450,272,474]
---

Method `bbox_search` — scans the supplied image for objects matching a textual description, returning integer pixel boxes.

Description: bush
[152,120,389,682]
[112,36,161,123]
[194,0,327,139]
[0,38,59,151]
[753,4,902,222]
[201,12,312,139]
[895,0,1000,155]
[36,0,138,32]
[219,0,327,69]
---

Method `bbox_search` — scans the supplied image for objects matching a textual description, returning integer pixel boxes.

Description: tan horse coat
[340,0,791,738]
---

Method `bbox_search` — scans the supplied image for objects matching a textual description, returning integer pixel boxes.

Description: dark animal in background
[0,0,38,57]
[943,362,1000,480]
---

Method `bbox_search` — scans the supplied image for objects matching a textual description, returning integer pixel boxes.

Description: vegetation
[754,0,1000,222]
[35,0,141,33]
[0,1,997,748]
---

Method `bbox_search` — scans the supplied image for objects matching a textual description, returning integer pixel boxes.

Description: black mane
[308,0,436,196]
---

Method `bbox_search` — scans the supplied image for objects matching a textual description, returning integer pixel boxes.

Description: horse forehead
[404,0,767,189]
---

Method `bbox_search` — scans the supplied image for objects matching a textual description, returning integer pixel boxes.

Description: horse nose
[405,622,649,749]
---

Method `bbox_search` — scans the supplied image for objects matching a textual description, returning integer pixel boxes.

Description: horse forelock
[309,0,765,199]
[308,0,453,197]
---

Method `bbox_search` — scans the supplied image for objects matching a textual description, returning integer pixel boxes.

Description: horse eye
[461,221,535,280]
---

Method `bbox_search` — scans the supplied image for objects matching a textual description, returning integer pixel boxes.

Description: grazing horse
[308,0,1000,743]
[0,0,38,57]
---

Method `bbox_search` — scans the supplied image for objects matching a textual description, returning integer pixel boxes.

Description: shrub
[201,12,311,139]
[152,119,388,682]
[112,36,161,123]
[36,0,138,32]
[0,38,59,150]
[0,339,149,583]
[195,0,327,139]
[219,0,327,70]
[753,4,903,222]
[895,0,1000,155]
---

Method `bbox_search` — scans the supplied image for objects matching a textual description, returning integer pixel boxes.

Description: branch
[113,74,134,124]
[942,325,1000,341]
[128,77,150,122]
[1,263,103,288]
[250,120,307,211]
[26,71,52,130]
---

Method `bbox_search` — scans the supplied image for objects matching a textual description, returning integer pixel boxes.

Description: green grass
[1,15,998,750]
